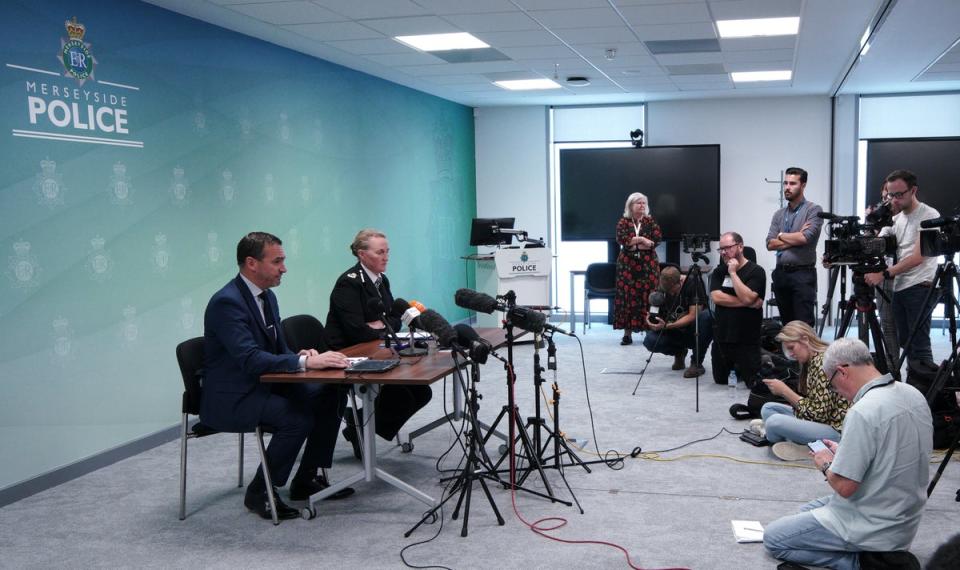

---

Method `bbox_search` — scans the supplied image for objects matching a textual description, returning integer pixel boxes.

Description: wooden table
[261,327,509,515]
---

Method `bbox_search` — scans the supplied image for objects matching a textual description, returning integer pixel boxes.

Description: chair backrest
[281,314,328,353]
[176,337,205,416]
[743,245,757,264]
[585,262,617,294]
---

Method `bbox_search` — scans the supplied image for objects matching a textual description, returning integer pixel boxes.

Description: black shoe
[672,349,688,370]
[289,475,355,501]
[244,486,300,520]
[620,335,632,345]
[342,424,363,460]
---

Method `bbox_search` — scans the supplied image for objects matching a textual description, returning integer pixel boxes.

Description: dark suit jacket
[201,275,301,431]
[324,262,401,350]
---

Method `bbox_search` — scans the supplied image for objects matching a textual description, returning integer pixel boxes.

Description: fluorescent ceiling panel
[716,17,800,38]
[395,32,489,51]
[731,70,792,82]
[494,78,562,90]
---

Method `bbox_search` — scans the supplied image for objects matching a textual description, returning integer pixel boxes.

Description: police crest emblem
[59,17,96,85]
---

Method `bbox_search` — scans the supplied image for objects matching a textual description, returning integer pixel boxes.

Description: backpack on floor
[729,348,800,420]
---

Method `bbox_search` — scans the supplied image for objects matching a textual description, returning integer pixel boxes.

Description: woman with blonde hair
[613,192,662,345]
[760,320,850,459]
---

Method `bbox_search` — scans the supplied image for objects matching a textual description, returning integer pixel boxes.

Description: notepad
[345,359,400,373]
[731,520,764,543]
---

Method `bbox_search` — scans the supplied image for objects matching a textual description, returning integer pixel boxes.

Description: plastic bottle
[728,369,738,391]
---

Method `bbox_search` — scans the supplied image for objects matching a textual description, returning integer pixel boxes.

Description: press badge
[722,277,733,288]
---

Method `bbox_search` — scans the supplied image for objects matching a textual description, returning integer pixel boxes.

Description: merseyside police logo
[221,170,237,206]
[59,17,96,85]
[8,240,41,289]
[170,166,189,206]
[264,173,275,204]
[109,161,133,205]
[153,233,170,275]
[120,305,139,347]
[52,316,75,363]
[206,231,222,266]
[521,252,529,263]
[34,157,66,208]
[87,235,113,281]
[287,228,301,259]
[180,297,195,331]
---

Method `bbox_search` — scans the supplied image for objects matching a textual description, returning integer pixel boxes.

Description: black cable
[572,334,624,470]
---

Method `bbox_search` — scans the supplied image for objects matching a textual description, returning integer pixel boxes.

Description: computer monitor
[470,217,515,246]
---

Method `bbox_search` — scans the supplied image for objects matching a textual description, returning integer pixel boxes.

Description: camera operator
[766,167,824,327]
[863,170,940,367]
[643,266,714,377]
[710,232,766,387]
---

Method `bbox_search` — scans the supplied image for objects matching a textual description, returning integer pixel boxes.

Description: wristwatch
[882,269,892,280]
[820,461,832,477]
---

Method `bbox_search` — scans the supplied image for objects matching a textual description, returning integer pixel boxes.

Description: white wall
[860,93,960,139]
[474,106,550,245]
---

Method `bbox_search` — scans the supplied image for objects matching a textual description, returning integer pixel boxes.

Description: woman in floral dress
[614,192,662,345]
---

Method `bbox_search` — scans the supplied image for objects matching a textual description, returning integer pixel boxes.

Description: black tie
[374,275,382,290]
[258,291,278,349]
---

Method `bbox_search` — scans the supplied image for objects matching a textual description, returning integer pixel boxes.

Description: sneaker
[683,364,705,378]
[672,348,688,370]
[748,419,765,437]
[771,441,810,461]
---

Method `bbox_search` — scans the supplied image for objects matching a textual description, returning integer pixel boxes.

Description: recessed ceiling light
[731,70,792,82]
[494,78,562,91]
[716,17,800,38]
[394,32,489,52]
[566,76,590,87]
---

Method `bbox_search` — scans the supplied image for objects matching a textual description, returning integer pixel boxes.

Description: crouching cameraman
[643,265,713,377]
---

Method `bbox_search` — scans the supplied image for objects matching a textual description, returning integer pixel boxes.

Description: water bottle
[728,370,738,391]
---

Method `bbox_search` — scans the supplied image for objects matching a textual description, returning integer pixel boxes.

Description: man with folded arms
[202,232,353,521]
[764,338,932,569]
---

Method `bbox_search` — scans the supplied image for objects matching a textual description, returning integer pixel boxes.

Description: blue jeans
[643,310,713,364]
[892,283,938,366]
[764,496,861,570]
[760,403,841,444]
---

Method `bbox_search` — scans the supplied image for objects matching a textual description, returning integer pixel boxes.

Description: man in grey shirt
[764,338,932,570]
[766,167,823,326]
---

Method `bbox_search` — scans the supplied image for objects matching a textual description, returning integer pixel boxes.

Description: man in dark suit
[325,229,432,457]
[202,232,352,521]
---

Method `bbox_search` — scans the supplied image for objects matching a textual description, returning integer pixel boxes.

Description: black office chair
[176,337,280,524]
[583,262,617,333]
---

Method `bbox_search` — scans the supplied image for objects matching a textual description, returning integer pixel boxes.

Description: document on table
[731,520,764,543]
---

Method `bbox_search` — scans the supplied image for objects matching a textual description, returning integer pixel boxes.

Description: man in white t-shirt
[764,338,932,570]
[864,170,940,366]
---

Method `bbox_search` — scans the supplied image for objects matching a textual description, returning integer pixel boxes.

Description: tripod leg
[835,298,857,339]
[928,431,960,497]
[818,266,841,337]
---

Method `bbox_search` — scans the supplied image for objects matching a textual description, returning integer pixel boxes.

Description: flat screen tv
[469,217,515,246]
[865,138,960,216]
[559,145,720,241]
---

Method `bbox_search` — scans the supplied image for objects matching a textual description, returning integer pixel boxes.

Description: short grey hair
[623,192,652,218]
[822,338,874,378]
[349,228,386,257]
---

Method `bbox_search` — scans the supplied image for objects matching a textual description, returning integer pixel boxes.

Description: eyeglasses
[827,364,849,392]
[716,243,741,253]
[887,189,913,200]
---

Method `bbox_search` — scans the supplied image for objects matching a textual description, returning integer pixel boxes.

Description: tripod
[896,259,959,372]
[406,357,504,538]
[833,269,899,380]
[480,296,570,506]
[817,264,847,338]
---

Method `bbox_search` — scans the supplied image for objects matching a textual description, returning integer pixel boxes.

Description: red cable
[503,363,690,570]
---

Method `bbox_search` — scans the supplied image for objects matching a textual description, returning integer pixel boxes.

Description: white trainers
[748,419,765,438]
[771,441,810,461]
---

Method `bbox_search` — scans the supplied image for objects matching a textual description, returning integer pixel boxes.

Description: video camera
[681,233,711,265]
[821,202,895,271]
[920,214,960,258]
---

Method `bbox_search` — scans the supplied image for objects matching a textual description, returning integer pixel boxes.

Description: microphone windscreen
[510,307,546,334]
[409,299,427,313]
[454,288,499,314]
[649,291,666,307]
[454,323,481,344]
[391,298,410,318]
[760,354,774,375]
[419,309,457,347]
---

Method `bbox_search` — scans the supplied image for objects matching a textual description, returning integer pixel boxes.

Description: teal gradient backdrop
[0,1,476,489]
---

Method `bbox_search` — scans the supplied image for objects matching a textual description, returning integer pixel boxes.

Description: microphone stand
[397,324,427,357]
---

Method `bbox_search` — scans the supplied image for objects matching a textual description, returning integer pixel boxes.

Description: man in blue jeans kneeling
[763,338,932,569]
[643,265,713,378]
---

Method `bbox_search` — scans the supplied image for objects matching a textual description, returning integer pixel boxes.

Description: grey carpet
[1,325,958,569]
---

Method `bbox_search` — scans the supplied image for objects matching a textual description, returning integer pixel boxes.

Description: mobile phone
[807,440,828,454]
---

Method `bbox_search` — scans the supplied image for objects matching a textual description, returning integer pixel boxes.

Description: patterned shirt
[794,352,849,432]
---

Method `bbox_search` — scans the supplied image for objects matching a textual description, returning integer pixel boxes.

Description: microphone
[417,309,457,347]
[508,307,575,337]
[760,354,775,376]
[648,290,666,320]
[394,297,422,330]
[452,323,492,364]
[454,288,503,314]
[366,297,402,347]
[920,215,959,229]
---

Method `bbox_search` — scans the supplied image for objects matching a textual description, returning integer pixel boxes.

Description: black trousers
[711,341,761,387]
[252,383,346,490]
[771,266,817,326]
[373,385,433,441]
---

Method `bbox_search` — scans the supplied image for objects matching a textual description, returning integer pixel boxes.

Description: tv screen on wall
[865,138,960,216]
[559,145,721,241]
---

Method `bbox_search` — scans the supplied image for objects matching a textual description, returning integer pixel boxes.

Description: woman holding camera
[614,192,662,345]
[759,320,849,460]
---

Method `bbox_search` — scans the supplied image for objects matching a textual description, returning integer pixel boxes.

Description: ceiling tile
[360,16,462,36]
[516,0,611,9]
[398,60,526,76]
[594,54,661,68]
[615,66,670,78]
[646,39,720,54]
[708,0,802,20]
[724,60,793,72]
[310,0,430,19]
[720,36,797,51]
[285,21,382,41]
[441,12,541,32]
[323,38,411,55]
[722,48,794,63]
[618,3,712,25]
[576,43,652,58]
[411,0,521,14]
[226,1,346,25]
[431,48,512,64]
[678,82,734,91]
[555,27,638,44]
[915,71,960,81]
[474,30,564,47]
[629,22,718,41]
[364,52,446,66]
[498,45,579,60]
[670,73,731,84]
[527,8,626,29]
[666,63,727,75]
[420,74,495,85]
[655,52,723,65]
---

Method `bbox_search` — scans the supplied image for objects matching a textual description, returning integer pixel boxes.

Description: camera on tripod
[681,233,711,265]
[821,210,895,270]
[920,214,960,258]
